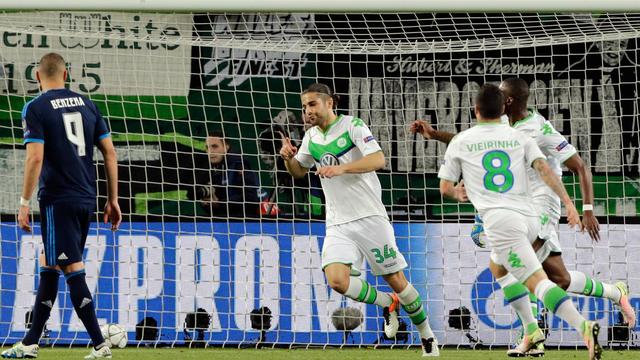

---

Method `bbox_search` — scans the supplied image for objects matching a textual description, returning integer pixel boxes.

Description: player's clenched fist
[278,132,298,160]
[453,180,468,202]
[315,165,345,179]
[18,204,31,232]
[409,119,436,139]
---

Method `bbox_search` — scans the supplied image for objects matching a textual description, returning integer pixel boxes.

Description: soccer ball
[100,324,128,348]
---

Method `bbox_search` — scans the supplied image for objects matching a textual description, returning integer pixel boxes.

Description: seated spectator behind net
[258,123,324,219]
[189,131,261,219]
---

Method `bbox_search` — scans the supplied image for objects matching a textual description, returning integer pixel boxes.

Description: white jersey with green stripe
[512,109,577,219]
[438,122,545,217]
[295,115,388,227]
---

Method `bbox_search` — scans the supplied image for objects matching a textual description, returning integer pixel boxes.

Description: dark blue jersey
[22,88,110,205]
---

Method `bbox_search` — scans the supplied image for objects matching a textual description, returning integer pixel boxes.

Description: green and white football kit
[438,122,546,281]
[295,114,439,355]
[512,109,577,262]
[294,115,407,276]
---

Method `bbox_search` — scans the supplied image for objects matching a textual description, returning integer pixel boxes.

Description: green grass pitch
[5,347,638,359]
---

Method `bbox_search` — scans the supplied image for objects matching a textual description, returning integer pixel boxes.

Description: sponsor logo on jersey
[320,153,339,167]
[555,141,569,151]
[364,135,375,143]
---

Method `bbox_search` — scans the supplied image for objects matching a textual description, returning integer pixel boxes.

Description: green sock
[344,277,392,307]
[498,275,538,332]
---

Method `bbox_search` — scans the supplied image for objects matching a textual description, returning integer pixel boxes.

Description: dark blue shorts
[40,202,94,266]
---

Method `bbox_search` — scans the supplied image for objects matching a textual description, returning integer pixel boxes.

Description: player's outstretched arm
[409,119,456,144]
[532,158,580,228]
[278,134,308,179]
[97,136,121,231]
[18,143,44,232]
[564,154,600,241]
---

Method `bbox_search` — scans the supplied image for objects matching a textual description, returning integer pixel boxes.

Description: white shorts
[321,216,407,276]
[484,209,543,282]
[535,206,562,263]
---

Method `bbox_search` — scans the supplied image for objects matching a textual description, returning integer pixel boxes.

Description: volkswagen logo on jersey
[320,153,339,167]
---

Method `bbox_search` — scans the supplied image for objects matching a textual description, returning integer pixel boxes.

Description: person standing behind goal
[438,83,602,360]
[2,53,121,360]
[279,83,439,357]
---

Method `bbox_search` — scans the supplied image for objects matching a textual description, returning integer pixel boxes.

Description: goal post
[4,0,640,11]
[0,6,638,349]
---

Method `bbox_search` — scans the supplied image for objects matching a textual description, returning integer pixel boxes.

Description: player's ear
[35,70,41,83]
[63,69,68,83]
[326,96,334,110]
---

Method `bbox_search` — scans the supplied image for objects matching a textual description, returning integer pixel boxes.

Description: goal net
[0,10,639,349]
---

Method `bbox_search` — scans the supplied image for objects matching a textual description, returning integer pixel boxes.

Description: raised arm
[279,134,309,179]
[409,119,456,144]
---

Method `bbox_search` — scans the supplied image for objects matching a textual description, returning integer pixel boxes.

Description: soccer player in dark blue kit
[1,53,121,359]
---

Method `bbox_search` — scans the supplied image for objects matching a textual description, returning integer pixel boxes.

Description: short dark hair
[207,130,225,139]
[501,78,529,104]
[475,83,504,119]
[38,53,66,79]
[207,130,230,150]
[302,83,340,109]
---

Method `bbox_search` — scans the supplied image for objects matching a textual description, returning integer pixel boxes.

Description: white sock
[556,300,587,334]
[568,271,621,302]
[497,274,537,331]
[397,283,434,339]
[535,279,586,334]
[602,283,622,303]
[567,271,587,294]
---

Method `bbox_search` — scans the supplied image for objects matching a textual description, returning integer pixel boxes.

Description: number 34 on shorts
[370,245,398,264]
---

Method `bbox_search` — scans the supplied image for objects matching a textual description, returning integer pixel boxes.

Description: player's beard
[306,114,323,127]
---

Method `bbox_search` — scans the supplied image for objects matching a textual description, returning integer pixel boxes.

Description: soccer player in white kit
[412,78,635,357]
[498,79,635,356]
[280,83,439,356]
[438,84,602,360]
